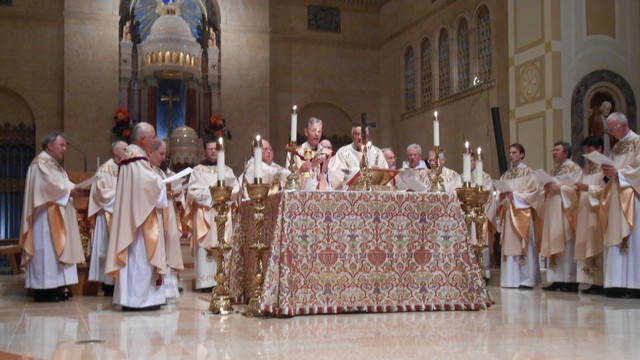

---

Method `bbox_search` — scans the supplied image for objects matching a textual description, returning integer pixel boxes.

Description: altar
[228,191,491,317]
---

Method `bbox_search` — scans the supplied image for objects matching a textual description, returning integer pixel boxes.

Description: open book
[346,168,399,187]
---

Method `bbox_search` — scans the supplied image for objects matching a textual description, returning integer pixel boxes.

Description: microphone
[67,141,87,172]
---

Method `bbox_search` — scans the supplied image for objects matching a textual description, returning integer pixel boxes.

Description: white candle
[476,147,483,188]
[290,105,298,143]
[96,156,100,169]
[217,137,225,183]
[433,111,440,147]
[254,135,262,180]
[463,141,471,183]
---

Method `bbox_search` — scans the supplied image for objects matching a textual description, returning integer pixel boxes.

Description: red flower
[123,129,131,137]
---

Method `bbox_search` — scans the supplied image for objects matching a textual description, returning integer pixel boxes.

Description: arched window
[456,18,470,91]
[421,38,433,105]
[404,46,416,111]
[438,28,450,98]
[477,6,492,81]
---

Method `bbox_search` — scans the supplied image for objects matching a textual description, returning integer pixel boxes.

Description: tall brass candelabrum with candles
[285,141,301,190]
[430,146,446,192]
[208,179,234,314]
[245,178,270,317]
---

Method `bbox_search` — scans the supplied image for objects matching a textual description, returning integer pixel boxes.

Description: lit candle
[433,111,440,147]
[290,105,298,143]
[476,147,483,188]
[463,141,471,183]
[253,135,263,180]
[217,137,225,184]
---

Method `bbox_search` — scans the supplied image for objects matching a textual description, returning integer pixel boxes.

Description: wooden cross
[160,88,180,134]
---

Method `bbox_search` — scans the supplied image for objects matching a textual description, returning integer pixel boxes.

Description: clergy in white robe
[105,123,167,310]
[183,139,239,291]
[87,140,126,295]
[600,112,640,297]
[540,142,582,292]
[498,143,543,289]
[286,117,332,190]
[402,144,428,170]
[574,135,605,294]
[19,132,85,302]
[328,126,388,190]
[149,139,184,301]
[238,139,288,200]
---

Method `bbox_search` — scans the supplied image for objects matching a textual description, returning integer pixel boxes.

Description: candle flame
[477,147,482,156]
[465,141,469,149]
[292,105,297,113]
[433,111,438,119]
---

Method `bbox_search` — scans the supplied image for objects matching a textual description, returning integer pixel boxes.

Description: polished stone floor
[1,274,639,359]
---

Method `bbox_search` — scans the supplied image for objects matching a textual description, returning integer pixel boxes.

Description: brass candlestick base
[208,184,234,314]
[430,146,445,192]
[245,182,271,318]
[455,182,476,224]
[285,141,301,190]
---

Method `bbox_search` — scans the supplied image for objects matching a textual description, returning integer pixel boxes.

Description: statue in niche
[122,20,132,42]
[207,27,217,48]
[587,100,615,155]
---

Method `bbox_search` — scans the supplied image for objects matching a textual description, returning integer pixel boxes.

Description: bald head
[130,122,156,154]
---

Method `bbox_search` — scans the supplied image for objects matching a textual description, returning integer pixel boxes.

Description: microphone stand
[67,141,87,172]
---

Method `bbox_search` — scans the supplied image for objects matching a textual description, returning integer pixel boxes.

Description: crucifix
[160,88,180,134]
[360,112,376,141]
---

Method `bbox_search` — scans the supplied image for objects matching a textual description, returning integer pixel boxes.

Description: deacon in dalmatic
[574,135,606,294]
[498,143,543,289]
[600,112,640,297]
[328,125,387,190]
[20,132,85,302]
[105,123,168,311]
[539,142,582,292]
[87,140,127,296]
[183,138,239,291]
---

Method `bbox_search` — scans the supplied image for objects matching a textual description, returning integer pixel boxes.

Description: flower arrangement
[204,114,232,143]
[111,108,134,142]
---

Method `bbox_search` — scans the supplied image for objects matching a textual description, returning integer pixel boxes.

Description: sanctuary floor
[1,273,639,359]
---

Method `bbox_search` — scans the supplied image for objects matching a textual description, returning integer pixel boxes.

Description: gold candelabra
[285,141,301,190]
[430,146,445,192]
[245,179,270,317]
[456,182,492,294]
[207,180,234,314]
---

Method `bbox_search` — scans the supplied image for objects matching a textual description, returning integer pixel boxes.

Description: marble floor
[1,275,640,359]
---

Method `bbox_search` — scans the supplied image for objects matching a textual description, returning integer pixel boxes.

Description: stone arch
[570,69,637,162]
[296,102,353,149]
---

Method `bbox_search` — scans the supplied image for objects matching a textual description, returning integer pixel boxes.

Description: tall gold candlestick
[245,182,270,317]
[285,141,301,190]
[207,184,234,314]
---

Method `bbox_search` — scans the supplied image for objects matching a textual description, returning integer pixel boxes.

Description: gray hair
[111,140,127,152]
[406,144,422,154]
[608,112,628,125]
[381,147,393,153]
[152,138,165,152]
[41,132,66,151]
[553,141,572,158]
[130,122,153,141]
[307,117,323,129]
